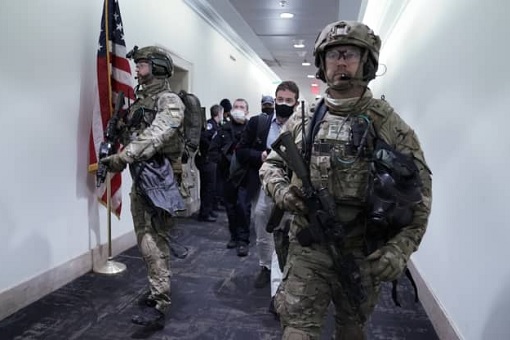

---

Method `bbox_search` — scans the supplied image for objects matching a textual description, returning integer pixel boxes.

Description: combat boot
[131,305,165,329]
[137,290,156,308]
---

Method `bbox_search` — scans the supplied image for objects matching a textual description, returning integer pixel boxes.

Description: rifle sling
[304,99,327,164]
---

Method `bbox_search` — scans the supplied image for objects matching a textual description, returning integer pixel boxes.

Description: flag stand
[94,174,127,275]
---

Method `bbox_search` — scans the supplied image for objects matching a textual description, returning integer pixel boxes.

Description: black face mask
[261,107,274,115]
[275,104,294,118]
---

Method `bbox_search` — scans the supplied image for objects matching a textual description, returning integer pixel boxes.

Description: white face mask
[231,109,246,123]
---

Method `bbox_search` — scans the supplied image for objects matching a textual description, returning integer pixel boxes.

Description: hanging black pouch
[367,139,422,230]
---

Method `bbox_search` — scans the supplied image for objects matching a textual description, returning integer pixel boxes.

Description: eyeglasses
[325,48,361,63]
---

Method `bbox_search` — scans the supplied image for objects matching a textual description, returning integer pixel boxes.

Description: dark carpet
[0,211,438,340]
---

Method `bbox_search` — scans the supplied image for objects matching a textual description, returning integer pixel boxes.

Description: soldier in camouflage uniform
[259,21,432,340]
[101,45,185,329]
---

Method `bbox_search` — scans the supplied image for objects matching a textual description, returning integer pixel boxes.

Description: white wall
[364,0,510,339]
[0,0,278,313]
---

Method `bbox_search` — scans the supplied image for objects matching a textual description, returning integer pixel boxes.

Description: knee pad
[282,327,312,340]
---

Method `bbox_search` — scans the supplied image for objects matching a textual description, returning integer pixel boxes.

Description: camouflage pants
[275,240,381,340]
[130,189,173,314]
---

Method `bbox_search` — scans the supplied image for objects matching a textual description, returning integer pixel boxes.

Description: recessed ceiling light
[280,12,294,19]
[293,39,305,48]
[307,75,315,78]
[311,83,319,87]
[302,61,311,66]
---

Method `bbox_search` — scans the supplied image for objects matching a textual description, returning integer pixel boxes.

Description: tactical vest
[122,89,184,163]
[124,96,157,136]
[304,98,390,220]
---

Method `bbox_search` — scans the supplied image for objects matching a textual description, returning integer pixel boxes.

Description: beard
[136,73,154,85]
[327,71,354,91]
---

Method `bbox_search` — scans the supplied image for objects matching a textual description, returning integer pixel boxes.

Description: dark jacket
[236,113,273,195]
[196,118,220,166]
[208,120,246,175]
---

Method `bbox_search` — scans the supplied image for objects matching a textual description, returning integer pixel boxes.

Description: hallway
[0,212,438,339]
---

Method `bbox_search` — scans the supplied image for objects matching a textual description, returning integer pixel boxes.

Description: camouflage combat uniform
[120,78,185,315]
[259,21,432,340]
[104,46,186,319]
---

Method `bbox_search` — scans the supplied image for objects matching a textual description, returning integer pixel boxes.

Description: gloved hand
[277,185,307,214]
[100,153,127,173]
[366,243,407,282]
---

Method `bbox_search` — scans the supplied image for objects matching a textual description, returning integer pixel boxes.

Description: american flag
[88,0,134,217]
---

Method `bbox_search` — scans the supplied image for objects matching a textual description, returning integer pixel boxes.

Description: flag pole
[94,0,126,275]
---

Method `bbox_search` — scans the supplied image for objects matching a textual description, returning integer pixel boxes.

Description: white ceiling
[185,0,364,101]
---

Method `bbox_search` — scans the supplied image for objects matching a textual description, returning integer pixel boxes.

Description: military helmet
[313,21,381,82]
[126,45,174,78]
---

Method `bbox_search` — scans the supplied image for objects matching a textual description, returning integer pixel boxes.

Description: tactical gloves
[366,243,407,282]
[100,153,128,173]
[276,185,307,214]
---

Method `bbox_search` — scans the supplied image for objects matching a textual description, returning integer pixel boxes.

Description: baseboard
[0,230,136,321]
[91,230,136,271]
[408,260,463,340]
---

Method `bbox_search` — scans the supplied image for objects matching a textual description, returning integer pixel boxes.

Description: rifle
[96,91,125,187]
[271,131,366,309]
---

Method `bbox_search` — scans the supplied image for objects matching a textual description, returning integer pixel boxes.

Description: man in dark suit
[236,81,300,284]
[209,99,250,255]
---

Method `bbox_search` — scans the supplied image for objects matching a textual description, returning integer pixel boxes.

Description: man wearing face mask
[209,99,251,255]
[236,81,299,299]
[261,95,276,115]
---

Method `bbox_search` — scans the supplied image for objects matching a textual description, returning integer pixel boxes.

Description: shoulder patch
[206,123,213,130]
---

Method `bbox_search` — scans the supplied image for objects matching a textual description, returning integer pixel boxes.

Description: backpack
[175,90,204,218]
[177,90,204,153]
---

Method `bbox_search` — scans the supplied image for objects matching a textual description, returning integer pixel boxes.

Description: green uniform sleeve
[120,92,185,163]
